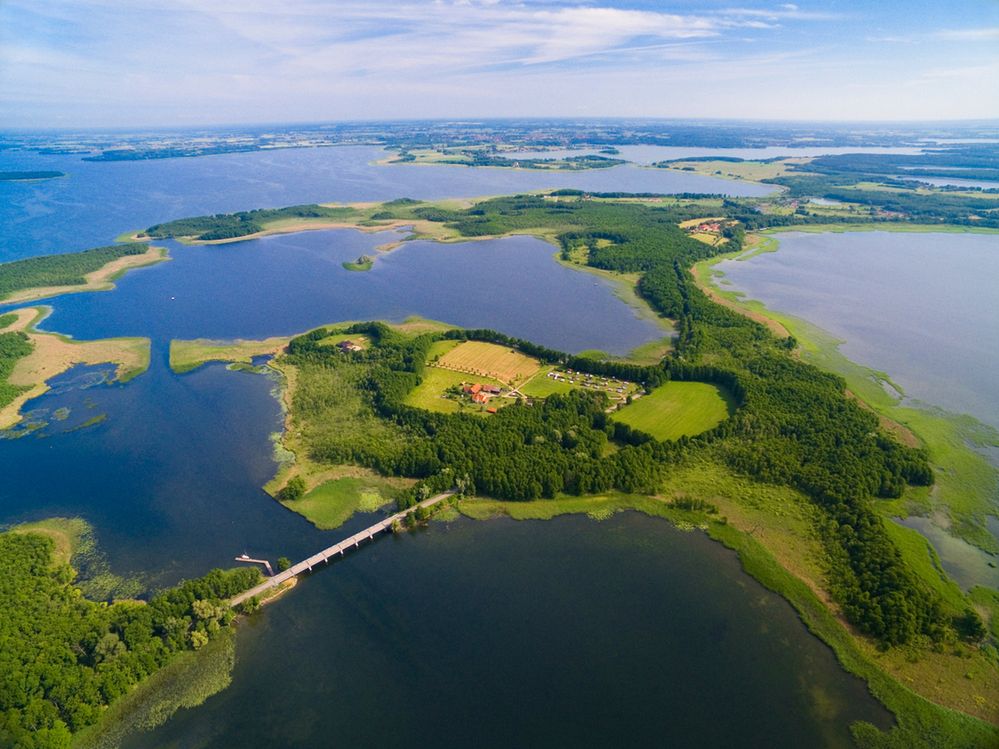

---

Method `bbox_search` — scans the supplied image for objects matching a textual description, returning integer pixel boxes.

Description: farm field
[435,340,541,385]
[612,381,735,440]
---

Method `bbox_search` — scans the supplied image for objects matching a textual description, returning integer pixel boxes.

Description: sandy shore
[1,245,168,305]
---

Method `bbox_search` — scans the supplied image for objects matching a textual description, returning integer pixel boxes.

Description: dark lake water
[0,151,896,746]
[0,145,772,262]
[124,514,890,749]
[26,230,664,357]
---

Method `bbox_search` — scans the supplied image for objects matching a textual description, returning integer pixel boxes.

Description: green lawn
[283,476,404,530]
[519,366,575,397]
[405,367,506,413]
[612,381,734,440]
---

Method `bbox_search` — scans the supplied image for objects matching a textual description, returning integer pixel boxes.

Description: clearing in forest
[612,381,735,440]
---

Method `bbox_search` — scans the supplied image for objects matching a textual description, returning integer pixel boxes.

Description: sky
[1,0,997,128]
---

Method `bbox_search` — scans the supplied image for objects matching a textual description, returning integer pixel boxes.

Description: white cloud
[935,27,999,41]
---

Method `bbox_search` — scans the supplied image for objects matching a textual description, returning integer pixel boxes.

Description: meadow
[611,381,734,440]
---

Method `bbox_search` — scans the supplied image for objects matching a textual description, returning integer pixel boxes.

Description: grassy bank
[0,306,151,429]
[72,629,237,749]
[169,336,290,374]
[9,517,88,566]
[283,474,411,529]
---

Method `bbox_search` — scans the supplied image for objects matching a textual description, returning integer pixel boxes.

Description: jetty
[230,491,454,607]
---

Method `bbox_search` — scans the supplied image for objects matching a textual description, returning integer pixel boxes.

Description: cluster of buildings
[462,382,502,412]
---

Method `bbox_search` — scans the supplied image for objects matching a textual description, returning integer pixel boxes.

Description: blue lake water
[21,230,664,357]
[0,145,772,261]
[717,232,999,431]
[501,145,929,164]
[124,513,891,749]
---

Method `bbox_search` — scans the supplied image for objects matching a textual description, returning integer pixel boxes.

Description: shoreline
[694,232,999,555]
[0,245,169,306]
[0,306,151,429]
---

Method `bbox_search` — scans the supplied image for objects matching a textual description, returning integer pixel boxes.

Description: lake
[500,145,929,164]
[0,145,772,262]
[123,514,890,749]
[716,231,999,431]
[24,230,665,357]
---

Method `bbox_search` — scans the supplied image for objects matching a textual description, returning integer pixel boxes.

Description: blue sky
[1,0,997,127]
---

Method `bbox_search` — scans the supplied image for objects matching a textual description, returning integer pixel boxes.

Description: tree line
[0,243,148,300]
[0,530,260,748]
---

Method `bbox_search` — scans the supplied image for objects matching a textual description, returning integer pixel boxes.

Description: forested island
[387,148,627,170]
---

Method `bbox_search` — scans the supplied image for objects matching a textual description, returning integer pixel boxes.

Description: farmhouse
[337,339,363,353]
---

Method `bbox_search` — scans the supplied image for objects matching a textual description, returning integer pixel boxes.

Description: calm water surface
[501,145,928,164]
[0,145,772,261]
[124,514,891,749]
[717,232,999,430]
[23,230,664,356]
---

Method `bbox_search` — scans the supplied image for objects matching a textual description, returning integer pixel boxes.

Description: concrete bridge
[229,491,454,607]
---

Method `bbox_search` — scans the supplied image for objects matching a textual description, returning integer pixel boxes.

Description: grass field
[435,340,541,385]
[317,333,368,349]
[169,337,289,374]
[520,366,637,402]
[664,158,800,182]
[519,366,574,397]
[283,475,407,530]
[405,367,507,413]
[612,381,734,439]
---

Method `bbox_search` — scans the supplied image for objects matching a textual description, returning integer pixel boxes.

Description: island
[0,170,65,181]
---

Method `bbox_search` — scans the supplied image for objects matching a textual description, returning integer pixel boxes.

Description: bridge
[229,491,454,607]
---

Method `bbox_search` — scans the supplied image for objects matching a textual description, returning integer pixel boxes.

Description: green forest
[0,330,33,408]
[0,243,148,300]
[144,204,358,241]
[0,528,260,749]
